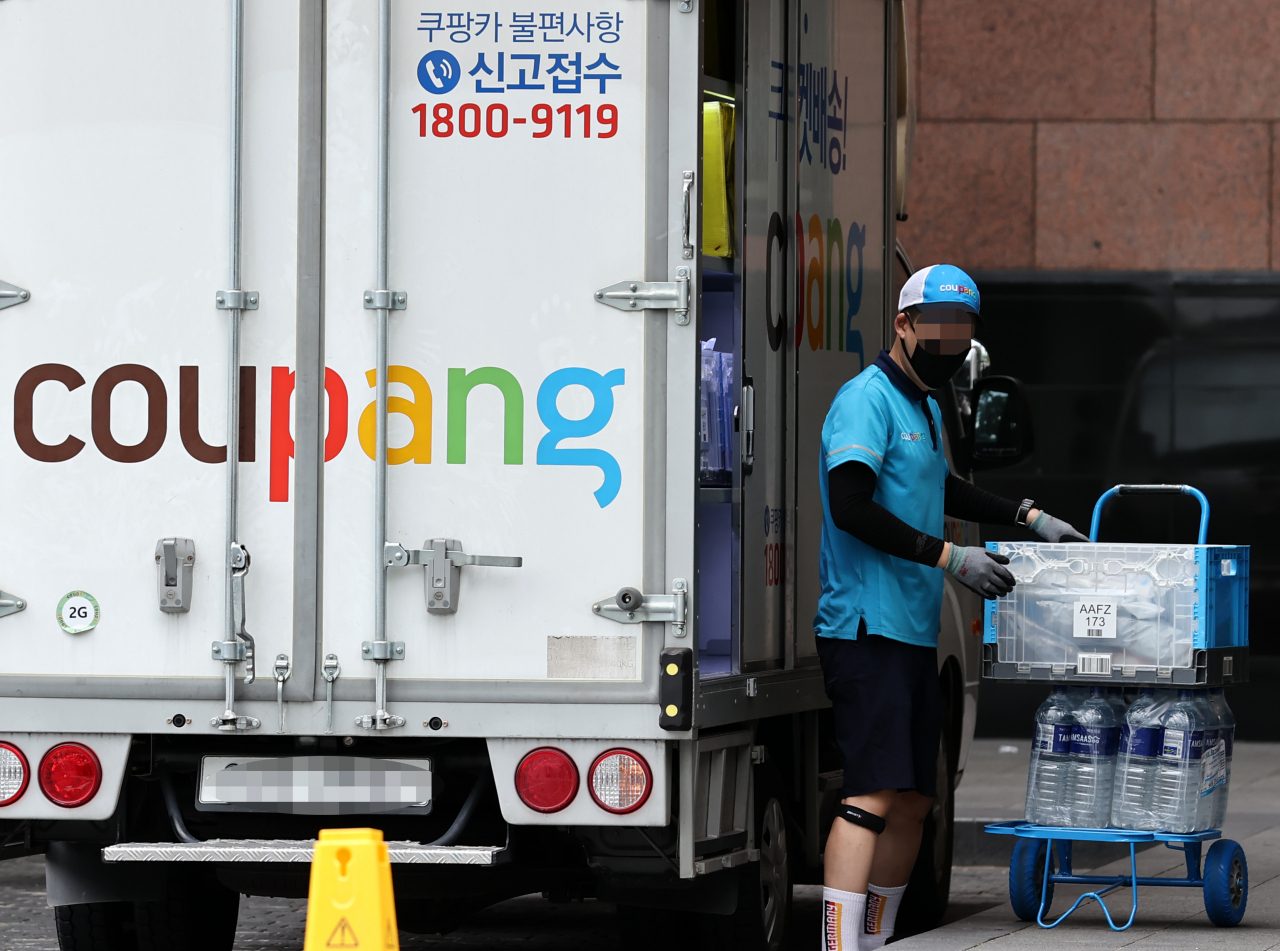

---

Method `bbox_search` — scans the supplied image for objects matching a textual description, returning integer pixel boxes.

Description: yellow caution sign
[304,828,399,951]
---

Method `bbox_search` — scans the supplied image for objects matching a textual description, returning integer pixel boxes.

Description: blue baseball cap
[898,264,980,315]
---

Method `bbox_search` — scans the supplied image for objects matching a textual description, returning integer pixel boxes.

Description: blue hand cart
[982,484,1250,929]
[985,822,1248,929]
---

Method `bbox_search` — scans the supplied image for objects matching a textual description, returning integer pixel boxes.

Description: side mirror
[970,375,1034,470]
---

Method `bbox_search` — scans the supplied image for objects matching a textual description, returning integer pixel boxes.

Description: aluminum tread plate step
[102,839,506,865]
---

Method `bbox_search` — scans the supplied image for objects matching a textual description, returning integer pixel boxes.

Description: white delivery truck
[0,2,1024,948]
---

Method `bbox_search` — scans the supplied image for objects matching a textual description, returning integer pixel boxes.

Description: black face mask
[907,342,970,389]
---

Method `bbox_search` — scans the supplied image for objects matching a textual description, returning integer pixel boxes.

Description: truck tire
[897,721,956,932]
[134,872,239,951]
[724,795,791,951]
[53,901,135,951]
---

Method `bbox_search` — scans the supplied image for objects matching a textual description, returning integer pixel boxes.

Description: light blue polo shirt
[814,351,948,647]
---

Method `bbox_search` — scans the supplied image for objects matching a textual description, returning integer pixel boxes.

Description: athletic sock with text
[862,882,907,949]
[822,887,866,951]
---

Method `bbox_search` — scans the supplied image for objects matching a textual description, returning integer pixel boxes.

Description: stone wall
[897,0,1280,271]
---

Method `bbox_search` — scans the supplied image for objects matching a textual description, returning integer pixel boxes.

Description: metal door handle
[447,553,523,568]
[741,383,755,471]
[385,539,521,616]
[681,171,695,260]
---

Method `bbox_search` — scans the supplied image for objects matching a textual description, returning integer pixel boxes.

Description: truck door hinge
[385,538,522,616]
[593,579,688,637]
[0,590,27,619]
[594,268,691,325]
[0,280,31,312]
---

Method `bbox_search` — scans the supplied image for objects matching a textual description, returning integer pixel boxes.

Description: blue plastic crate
[981,486,1248,683]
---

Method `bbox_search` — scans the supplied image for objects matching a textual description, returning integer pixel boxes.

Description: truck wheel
[53,901,135,951]
[897,723,956,932]
[724,795,790,951]
[134,871,239,951]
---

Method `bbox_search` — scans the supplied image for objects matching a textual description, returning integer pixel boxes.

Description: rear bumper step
[102,839,506,865]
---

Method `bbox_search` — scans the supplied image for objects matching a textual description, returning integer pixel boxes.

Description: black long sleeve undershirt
[828,461,1022,567]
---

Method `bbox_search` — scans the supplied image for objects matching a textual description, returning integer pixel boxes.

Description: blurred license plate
[197,755,432,815]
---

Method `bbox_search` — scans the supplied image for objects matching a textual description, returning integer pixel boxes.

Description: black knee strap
[837,803,886,834]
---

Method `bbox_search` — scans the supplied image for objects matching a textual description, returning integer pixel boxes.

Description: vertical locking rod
[212,0,259,732]
[360,0,405,731]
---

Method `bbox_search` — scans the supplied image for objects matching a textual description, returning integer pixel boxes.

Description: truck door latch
[155,537,195,614]
[593,579,688,637]
[594,268,692,325]
[384,538,522,616]
[211,544,260,731]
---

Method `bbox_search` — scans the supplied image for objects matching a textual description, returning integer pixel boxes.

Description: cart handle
[1089,484,1210,545]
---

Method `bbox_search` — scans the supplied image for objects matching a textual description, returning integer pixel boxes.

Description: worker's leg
[862,791,933,948]
[863,642,944,948]
[824,789,897,894]
[868,790,932,886]
[821,789,894,951]
[815,632,928,950]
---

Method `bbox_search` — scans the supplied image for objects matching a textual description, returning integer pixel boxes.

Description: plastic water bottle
[1153,690,1207,833]
[1111,688,1163,830]
[1026,685,1075,826]
[1207,687,1235,828]
[1067,687,1119,827]
[1192,690,1224,831]
[1105,687,1128,723]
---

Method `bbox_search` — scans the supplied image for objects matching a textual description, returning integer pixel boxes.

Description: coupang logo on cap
[938,283,979,303]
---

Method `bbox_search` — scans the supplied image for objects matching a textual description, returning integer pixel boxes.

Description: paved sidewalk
[896,740,1280,950]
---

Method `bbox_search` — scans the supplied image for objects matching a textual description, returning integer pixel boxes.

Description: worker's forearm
[829,462,946,567]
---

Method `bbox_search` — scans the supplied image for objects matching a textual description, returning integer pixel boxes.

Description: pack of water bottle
[699,339,734,485]
[1025,684,1234,831]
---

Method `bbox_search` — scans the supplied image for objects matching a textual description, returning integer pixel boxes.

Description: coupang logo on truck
[11,363,626,508]
[794,212,866,362]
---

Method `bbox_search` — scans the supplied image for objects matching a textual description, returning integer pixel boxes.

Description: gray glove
[945,545,1016,599]
[1030,510,1089,543]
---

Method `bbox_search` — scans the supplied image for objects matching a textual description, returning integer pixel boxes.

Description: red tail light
[588,749,651,814]
[0,743,29,806]
[39,744,101,807]
[514,747,578,813]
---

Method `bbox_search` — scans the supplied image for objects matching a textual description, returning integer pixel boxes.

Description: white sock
[822,887,865,951]
[862,882,907,948]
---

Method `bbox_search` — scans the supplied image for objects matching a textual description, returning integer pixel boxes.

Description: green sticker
[57,591,100,634]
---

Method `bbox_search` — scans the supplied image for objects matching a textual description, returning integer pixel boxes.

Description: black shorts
[816,633,942,799]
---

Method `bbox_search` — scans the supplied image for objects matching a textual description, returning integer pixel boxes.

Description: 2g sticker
[1073,599,1117,639]
[57,590,100,634]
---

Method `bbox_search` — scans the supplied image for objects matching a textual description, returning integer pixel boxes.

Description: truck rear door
[0,4,300,698]
[317,2,696,711]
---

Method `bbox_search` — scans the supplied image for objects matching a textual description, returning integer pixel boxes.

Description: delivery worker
[816,265,1087,950]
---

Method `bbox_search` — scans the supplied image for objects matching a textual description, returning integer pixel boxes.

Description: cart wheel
[1009,838,1054,922]
[1203,839,1248,927]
